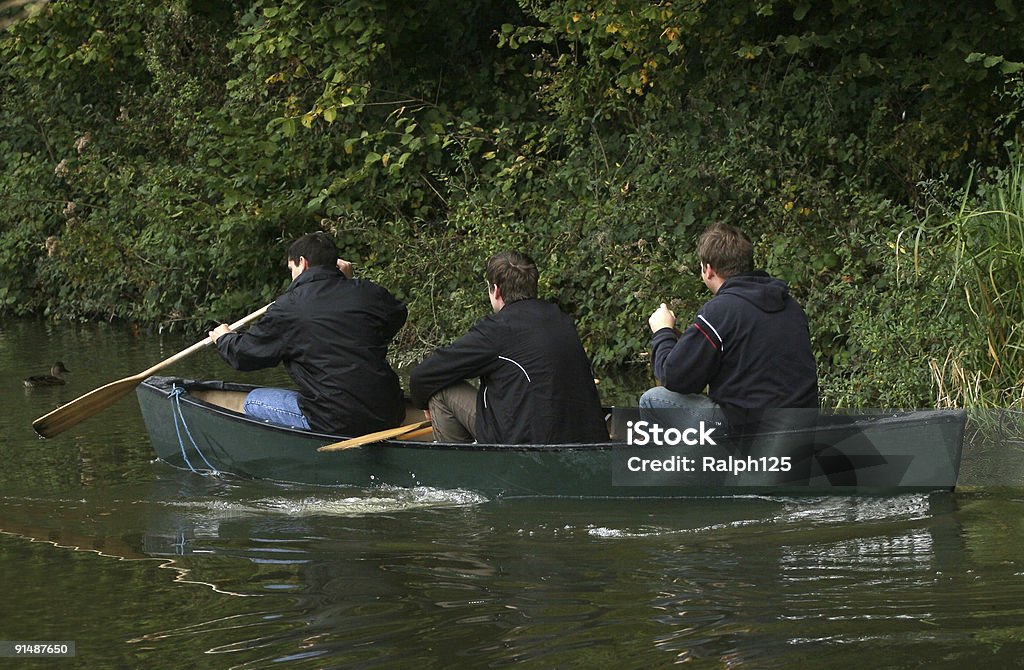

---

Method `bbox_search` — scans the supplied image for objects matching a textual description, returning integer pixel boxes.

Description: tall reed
[911,159,1024,407]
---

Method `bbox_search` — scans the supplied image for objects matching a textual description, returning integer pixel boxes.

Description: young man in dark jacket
[209,232,407,435]
[409,250,608,444]
[642,223,817,431]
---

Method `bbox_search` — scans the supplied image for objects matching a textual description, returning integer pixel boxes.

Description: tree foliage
[3,0,1024,406]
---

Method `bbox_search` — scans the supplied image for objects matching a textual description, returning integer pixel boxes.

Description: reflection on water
[5,318,1024,667]
[4,474,1024,667]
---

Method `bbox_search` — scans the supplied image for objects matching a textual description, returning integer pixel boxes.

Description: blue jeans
[243,387,311,430]
[638,386,727,430]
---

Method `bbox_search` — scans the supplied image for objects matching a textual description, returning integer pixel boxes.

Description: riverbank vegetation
[2,1,1024,408]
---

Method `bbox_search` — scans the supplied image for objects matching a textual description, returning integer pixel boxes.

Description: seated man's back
[410,250,608,444]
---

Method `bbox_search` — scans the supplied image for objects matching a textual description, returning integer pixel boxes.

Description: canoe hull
[137,377,966,498]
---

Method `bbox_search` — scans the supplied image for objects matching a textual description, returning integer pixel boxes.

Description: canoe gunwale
[142,376,624,452]
[141,375,968,449]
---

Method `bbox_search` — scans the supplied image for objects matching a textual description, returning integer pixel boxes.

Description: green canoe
[137,376,966,498]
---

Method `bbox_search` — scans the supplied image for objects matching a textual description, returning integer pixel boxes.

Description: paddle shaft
[138,305,272,377]
[395,426,434,441]
[32,303,273,438]
[318,419,432,452]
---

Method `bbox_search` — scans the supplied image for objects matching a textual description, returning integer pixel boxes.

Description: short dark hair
[288,232,338,268]
[486,250,538,303]
[697,223,753,279]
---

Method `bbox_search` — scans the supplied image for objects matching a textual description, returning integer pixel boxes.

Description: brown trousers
[428,382,478,443]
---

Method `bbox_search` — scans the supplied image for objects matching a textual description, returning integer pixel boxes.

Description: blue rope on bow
[168,385,220,476]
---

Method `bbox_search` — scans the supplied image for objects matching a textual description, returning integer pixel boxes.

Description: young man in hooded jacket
[641,223,818,432]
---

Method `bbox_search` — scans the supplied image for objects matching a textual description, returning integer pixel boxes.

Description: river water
[3,318,1024,668]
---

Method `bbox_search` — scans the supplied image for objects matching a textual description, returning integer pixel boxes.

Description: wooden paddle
[395,425,435,441]
[32,303,273,438]
[318,419,432,452]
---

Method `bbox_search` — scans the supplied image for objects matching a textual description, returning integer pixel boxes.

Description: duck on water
[24,362,70,387]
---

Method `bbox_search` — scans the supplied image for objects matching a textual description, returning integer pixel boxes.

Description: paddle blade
[318,420,432,452]
[32,376,141,438]
[31,303,273,439]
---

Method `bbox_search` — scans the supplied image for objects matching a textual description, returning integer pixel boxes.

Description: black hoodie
[650,271,818,412]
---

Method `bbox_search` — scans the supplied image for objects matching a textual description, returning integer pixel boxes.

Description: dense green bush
[3,0,1024,407]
